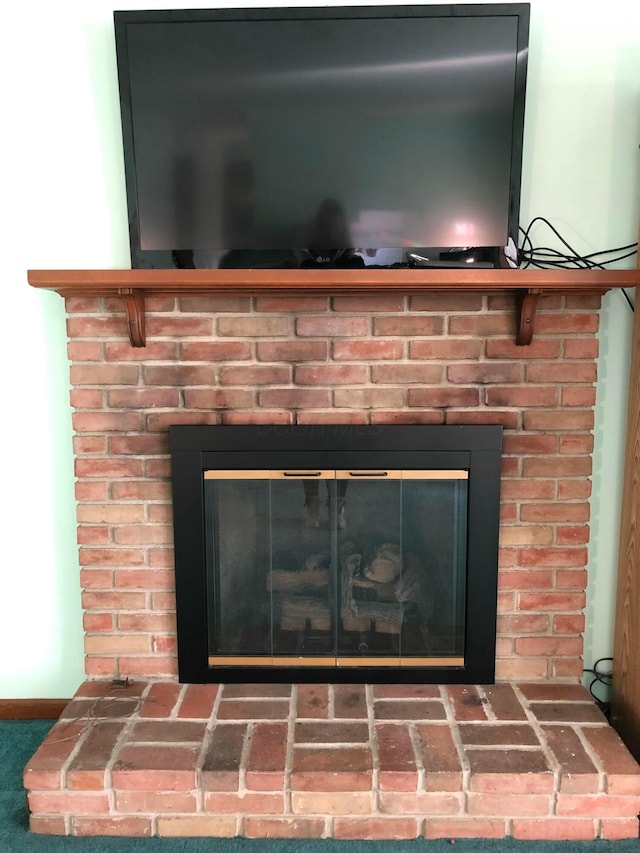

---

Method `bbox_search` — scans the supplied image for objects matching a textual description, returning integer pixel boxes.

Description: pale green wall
[586,290,632,696]
[1,0,638,697]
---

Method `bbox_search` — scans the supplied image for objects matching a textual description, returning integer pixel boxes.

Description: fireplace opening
[170,424,502,684]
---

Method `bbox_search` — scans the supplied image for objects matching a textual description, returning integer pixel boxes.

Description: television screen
[114,4,530,269]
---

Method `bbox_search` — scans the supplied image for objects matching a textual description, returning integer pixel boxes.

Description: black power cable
[583,656,613,716]
[518,217,637,312]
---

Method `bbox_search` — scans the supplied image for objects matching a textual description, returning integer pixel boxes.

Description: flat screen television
[114,4,530,270]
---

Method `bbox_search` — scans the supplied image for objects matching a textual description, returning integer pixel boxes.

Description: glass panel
[270,477,334,657]
[337,478,403,658]
[400,478,467,659]
[205,477,272,657]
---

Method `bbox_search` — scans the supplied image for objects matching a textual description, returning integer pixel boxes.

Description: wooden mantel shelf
[28,267,640,347]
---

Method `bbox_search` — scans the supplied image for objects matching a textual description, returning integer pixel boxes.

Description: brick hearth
[24,680,640,840]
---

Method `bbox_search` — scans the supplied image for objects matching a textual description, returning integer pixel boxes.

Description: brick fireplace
[66,288,597,683]
[23,281,640,839]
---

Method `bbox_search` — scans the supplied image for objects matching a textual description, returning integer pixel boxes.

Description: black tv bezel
[114,3,530,270]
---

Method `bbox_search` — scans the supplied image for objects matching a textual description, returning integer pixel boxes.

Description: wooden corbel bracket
[517,288,542,346]
[119,287,146,347]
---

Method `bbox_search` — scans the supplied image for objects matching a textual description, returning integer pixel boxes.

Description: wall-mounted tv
[114,4,530,270]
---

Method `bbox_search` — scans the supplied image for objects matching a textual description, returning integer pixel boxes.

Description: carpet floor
[2,720,638,852]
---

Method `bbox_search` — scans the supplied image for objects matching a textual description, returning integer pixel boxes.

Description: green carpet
[1,720,638,852]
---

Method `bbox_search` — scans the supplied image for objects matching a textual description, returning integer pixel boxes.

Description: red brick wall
[65,290,600,681]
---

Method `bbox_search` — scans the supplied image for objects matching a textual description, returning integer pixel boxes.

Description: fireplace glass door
[204,469,468,668]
